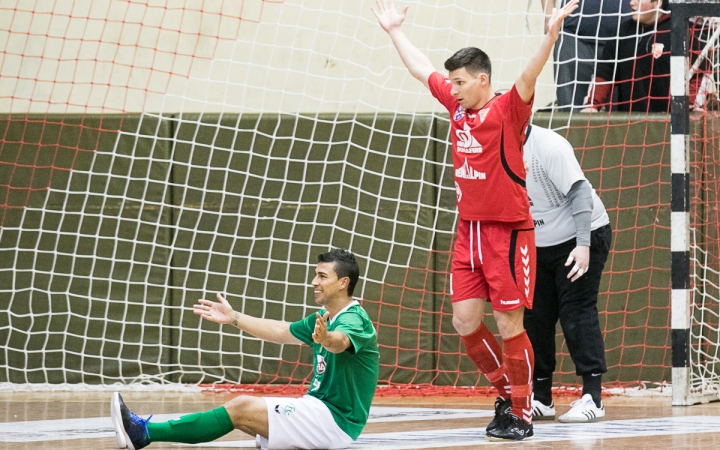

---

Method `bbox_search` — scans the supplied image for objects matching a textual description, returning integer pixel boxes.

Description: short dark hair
[444,47,492,81]
[318,248,360,296]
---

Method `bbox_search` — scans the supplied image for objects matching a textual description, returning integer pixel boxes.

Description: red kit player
[373,0,579,441]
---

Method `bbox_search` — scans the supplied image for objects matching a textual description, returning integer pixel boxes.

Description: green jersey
[289,300,379,440]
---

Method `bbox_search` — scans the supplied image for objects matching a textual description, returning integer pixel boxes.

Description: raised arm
[372,0,435,89]
[194,293,302,345]
[540,0,557,34]
[516,0,578,103]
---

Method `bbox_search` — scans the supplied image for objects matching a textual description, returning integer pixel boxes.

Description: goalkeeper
[373,0,578,442]
[522,125,612,423]
[111,248,379,450]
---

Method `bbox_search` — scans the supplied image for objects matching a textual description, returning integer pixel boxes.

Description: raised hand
[312,311,330,345]
[546,0,579,40]
[372,0,409,33]
[194,292,235,325]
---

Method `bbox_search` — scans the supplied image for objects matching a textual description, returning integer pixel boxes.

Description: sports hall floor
[2,391,720,449]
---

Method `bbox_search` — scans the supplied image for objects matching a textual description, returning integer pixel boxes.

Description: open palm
[547,0,579,39]
[193,293,234,325]
[372,0,408,33]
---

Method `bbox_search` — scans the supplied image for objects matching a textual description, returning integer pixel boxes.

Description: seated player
[111,248,379,450]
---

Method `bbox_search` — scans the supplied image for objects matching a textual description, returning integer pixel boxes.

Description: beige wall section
[1,0,556,113]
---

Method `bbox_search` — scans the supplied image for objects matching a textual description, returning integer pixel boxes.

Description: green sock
[146,406,234,444]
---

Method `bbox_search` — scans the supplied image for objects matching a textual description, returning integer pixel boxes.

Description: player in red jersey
[373,0,578,441]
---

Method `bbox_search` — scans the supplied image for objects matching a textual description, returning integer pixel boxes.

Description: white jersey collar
[328,299,359,325]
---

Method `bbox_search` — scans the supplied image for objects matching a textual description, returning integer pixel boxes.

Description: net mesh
[689,16,720,399]
[0,0,716,395]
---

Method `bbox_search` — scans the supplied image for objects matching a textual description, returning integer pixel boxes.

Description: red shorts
[451,218,536,311]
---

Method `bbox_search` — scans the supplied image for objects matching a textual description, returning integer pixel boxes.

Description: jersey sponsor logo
[500,298,520,306]
[455,181,462,202]
[274,402,296,416]
[454,106,466,121]
[455,123,482,153]
[455,158,486,180]
[533,218,544,227]
[316,354,327,374]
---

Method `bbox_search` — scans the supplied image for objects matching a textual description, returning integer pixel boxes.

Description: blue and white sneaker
[111,392,152,449]
[558,393,605,423]
[111,392,126,448]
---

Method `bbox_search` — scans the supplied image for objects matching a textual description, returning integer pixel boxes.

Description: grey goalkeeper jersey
[524,126,610,247]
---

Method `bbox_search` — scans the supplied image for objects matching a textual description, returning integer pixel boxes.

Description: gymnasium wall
[1,0,555,114]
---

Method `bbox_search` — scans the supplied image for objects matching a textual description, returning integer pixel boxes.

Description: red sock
[460,323,511,399]
[503,330,535,424]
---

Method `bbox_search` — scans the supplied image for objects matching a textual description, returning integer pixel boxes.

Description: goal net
[0,0,716,396]
[686,16,720,404]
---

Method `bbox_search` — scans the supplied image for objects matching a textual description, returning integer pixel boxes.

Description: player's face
[631,0,660,26]
[311,262,347,306]
[448,67,489,110]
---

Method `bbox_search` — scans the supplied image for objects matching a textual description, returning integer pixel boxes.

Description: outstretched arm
[516,0,578,103]
[312,311,352,354]
[372,0,435,89]
[194,293,302,345]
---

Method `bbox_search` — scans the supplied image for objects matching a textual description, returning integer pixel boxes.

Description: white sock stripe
[482,338,503,369]
[523,348,532,385]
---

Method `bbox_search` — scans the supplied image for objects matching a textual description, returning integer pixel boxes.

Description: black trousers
[524,224,612,384]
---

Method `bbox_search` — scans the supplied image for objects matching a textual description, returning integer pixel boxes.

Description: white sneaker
[558,393,605,423]
[111,392,127,448]
[531,395,556,420]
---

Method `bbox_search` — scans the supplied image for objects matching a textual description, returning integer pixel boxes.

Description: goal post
[671,0,720,406]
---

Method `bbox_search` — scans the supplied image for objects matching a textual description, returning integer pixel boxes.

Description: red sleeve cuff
[589,76,611,109]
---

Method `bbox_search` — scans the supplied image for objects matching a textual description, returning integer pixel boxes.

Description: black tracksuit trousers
[524,224,612,401]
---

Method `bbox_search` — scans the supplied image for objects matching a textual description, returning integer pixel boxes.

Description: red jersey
[428,72,532,222]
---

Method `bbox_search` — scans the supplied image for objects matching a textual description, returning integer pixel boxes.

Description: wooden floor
[2,390,720,449]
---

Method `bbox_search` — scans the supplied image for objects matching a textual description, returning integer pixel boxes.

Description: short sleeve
[289,312,319,346]
[427,72,457,113]
[332,311,375,355]
[504,85,533,134]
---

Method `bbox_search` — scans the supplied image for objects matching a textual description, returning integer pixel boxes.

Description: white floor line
[174,415,720,449]
[0,406,491,443]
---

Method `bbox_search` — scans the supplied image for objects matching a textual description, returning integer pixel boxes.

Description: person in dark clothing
[582,0,702,113]
[543,0,631,111]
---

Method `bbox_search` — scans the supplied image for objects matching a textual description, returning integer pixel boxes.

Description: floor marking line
[0,406,490,442]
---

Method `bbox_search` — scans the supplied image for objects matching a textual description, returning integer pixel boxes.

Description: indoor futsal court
[3,391,720,449]
[3,1,720,449]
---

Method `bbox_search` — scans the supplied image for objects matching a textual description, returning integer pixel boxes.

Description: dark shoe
[485,397,512,434]
[486,413,534,441]
[111,392,152,450]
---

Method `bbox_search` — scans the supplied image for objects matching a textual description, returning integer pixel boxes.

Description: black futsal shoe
[485,413,534,441]
[485,396,512,434]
